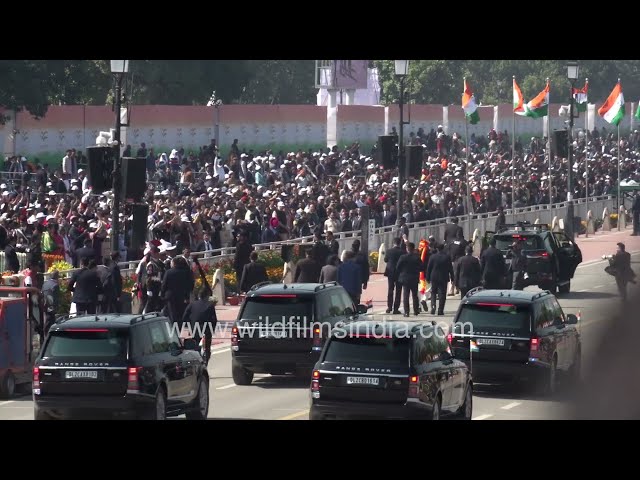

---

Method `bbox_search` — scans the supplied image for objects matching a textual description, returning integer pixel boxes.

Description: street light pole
[566,61,579,241]
[394,60,409,228]
[110,60,129,253]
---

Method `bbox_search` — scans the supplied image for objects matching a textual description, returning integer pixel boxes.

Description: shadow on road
[473,382,574,403]
[564,291,617,300]
[252,376,310,389]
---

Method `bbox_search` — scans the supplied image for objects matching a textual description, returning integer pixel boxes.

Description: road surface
[1,249,636,420]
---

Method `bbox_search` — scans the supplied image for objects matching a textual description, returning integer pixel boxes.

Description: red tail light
[528,251,549,258]
[33,367,40,390]
[530,337,540,356]
[312,327,322,351]
[127,367,142,394]
[231,325,239,350]
[408,375,419,398]
[65,329,109,332]
[311,370,320,397]
[446,333,454,344]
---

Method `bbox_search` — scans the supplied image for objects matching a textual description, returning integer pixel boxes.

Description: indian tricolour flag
[520,81,550,118]
[462,78,480,125]
[513,77,525,114]
[573,80,588,113]
[598,81,625,126]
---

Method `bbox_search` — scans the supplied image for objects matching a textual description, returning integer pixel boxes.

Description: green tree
[238,60,316,104]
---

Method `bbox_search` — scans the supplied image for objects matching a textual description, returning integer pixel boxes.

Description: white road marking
[279,409,309,420]
[593,285,605,289]
[501,402,522,410]
[216,384,236,390]
[213,348,231,355]
[0,401,15,407]
[473,414,494,420]
[577,289,588,292]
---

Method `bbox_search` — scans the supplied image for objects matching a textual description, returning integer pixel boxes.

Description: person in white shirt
[79,169,90,192]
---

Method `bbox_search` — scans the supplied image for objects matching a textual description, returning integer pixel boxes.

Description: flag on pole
[462,78,480,125]
[513,78,525,114]
[598,81,625,126]
[518,80,550,118]
[635,102,640,120]
[573,80,588,113]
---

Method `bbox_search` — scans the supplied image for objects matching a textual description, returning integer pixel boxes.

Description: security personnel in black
[508,240,527,290]
[182,287,217,366]
[480,237,507,289]
[161,257,194,331]
[384,237,404,314]
[426,243,454,315]
[395,242,422,317]
[311,231,330,267]
[68,258,103,314]
[75,238,96,266]
[4,236,20,274]
[632,191,640,236]
[455,245,482,298]
[444,216,464,244]
[448,230,468,295]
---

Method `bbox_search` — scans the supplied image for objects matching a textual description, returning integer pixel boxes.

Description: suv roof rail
[249,281,272,292]
[497,222,550,233]
[131,312,162,324]
[464,286,484,298]
[314,281,339,292]
[532,290,551,301]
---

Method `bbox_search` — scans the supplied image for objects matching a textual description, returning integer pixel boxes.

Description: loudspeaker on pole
[406,144,424,178]
[121,157,147,201]
[86,146,114,194]
[377,135,397,169]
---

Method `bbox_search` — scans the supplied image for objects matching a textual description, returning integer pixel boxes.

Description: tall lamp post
[110,60,129,253]
[394,60,409,227]
[207,91,222,149]
[566,60,579,241]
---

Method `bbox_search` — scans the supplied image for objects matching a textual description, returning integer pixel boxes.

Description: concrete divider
[587,210,595,235]
[552,216,559,231]
[619,206,627,230]
[602,208,611,231]
[212,268,225,303]
[377,243,387,273]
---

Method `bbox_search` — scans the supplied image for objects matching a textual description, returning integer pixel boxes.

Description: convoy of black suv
[231,282,371,385]
[483,223,582,293]
[33,313,209,420]
[449,288,581,394]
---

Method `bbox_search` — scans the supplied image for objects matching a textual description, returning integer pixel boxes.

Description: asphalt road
[1,252,637,421]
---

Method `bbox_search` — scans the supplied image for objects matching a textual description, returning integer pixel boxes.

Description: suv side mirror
[170,341,183,355]
[183,338,198,351]
[566,314,578,325]
[357,304,369,314]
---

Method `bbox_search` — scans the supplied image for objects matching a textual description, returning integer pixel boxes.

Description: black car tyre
[539,356,558,397]
[232,359,254,385]
[558,282,571,294]
[455,383,473,420]
[186,376,209,420]
[431,396,441,421]
[0,372,16,399]
[150,387,167,420]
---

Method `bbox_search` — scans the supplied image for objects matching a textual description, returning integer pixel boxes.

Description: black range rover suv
[33,313,209,420]
[449,288,581,394]
[309,320,473,420]
[483,223,582,293]
[231,282,371,385]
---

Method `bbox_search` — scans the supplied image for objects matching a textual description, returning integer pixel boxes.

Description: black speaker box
[378,135,397,169]
[87,146,114,194]
[553,130,569,158]
[131,203,149,252]
[121,157,147,201]
[406,145,424,178]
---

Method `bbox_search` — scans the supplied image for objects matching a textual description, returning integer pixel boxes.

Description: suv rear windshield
[494,234,543,251]
[44,329,129,358]
[455,304,532,335]
[324,337,410,365]
[241,296,313,323]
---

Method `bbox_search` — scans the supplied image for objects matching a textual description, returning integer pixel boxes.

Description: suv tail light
[408,375,419,399]
[312,327,322,352]
[311,370,321,398]
[529,337,540,359]
[231,325,239,351]
[446,332,454,344]
[127,367,142,394]
[33,367,40,394]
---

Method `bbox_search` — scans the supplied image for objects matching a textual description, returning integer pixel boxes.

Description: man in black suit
[325,230,340,256]
[455,245,482,298]
[480,237,507,289]
[107,252,123,313]
[195,232,214,252]
[610,242,636,301]
[68,258,103,315]
[233,232,252,286]
[395,242,422,317]
[384,237,404,314]
[447,230,468,296]
[311,231,330,267]
[495,206,506,232]
[4,236,20,273]
[294,248,322,283]
[426,243,454,315]
[240,251,269,292]
[182,288,217,365]
[444,216,464,244]
[351,239,370,292]
[75,238,96,266]
[161,257,194,330]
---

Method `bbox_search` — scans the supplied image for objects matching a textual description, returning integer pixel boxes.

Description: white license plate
[65,370,98,379]
[346,376,380,386]
[259,330,286,339]
[477,338,505,346]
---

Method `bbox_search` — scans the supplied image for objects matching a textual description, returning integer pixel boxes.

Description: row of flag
[461,78,640,127]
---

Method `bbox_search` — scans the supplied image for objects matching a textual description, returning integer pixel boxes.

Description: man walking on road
[182,288,217,366]
[631,191,640,236]
[480,238,507,289]
[395,242,422,317]
[508,240,527,290]
[608,242,636,302]
[337,250,363,305]
[294,248,322,283]
[384,237,403,314]
[455,245,481,298]
[426,243,454,316]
